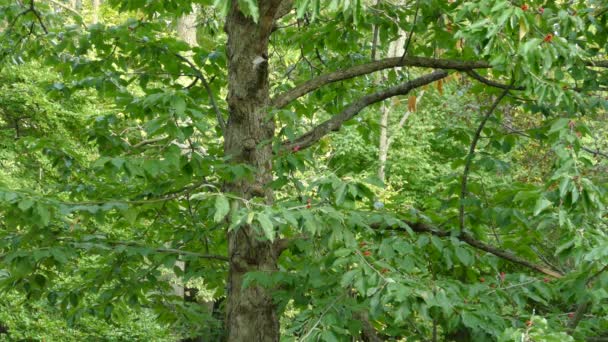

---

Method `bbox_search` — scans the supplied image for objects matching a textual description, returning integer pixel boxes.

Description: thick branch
[272,57,489,108]
[271,54,606,109]
[283,70,448,151]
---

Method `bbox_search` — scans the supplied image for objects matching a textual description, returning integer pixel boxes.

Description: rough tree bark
[223,2,283,341]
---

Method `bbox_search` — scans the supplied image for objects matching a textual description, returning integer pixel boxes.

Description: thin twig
[399,0,420,62]
[66,239,229,261]
[465,70,525,90]
[173,53,226,131]
[375,220,564,278]
[459,81,513,232]
[300,294,345,341]
[29,0,48,34]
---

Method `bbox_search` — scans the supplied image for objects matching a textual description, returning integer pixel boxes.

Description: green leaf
[282,210,298,227]
[455,246,472,266]
[340,269,358,287]
[237,0,260,22]
[18,199,34,211]
[335,182,347,205]
[256,212,275,242]
[35,204,51,226]
[213,195,230,223]
[213,0,230,16]
[549,118,569,134]
[297,0,311,18]
[171,96,186,116]
[333,248,352,257]
[533,197,553,216]
[559,178,571,198]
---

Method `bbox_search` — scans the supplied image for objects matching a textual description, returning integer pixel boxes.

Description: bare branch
[371,24,379,61]
[457,231,563,278]
[567,301,590,333]
[587,263,608,286]
[282,70,448,151]
[271,57,490,108]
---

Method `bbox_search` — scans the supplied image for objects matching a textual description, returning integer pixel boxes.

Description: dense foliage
[0,0,607,341]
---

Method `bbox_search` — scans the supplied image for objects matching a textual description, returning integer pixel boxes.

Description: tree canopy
[0,0,607,341]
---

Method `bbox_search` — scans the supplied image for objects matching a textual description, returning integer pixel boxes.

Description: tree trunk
[175,9,198,335]
[177,5,199,47]
[223,3,280,341]
[378,104,389,182]
[71,0,82,11]
[377,31,406,182]
[91,0,101,24]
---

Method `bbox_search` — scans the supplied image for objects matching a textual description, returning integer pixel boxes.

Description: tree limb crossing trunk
[223,2,281,341]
